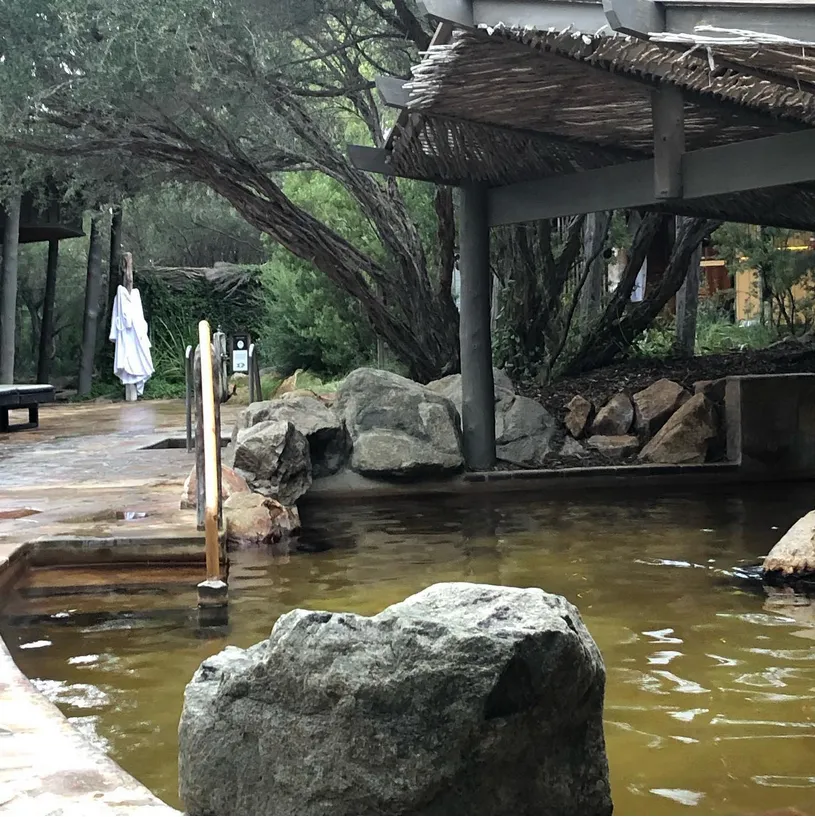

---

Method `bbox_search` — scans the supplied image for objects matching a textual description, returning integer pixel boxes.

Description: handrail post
[196,320,228,616]
[185,345,193,453]
[248,343,256,403]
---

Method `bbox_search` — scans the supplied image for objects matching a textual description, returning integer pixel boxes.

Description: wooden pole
[105,205,123,337]
[37,240,59,383]
[458,183,496,470]
[122,252,137,402]
[78,212,104,396]
[198,320,221,583]
[0,194,21,384]
[675,218,702,357]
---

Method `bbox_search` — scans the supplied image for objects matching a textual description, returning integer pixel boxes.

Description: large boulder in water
[233,394,349,478]
[232,420,311,505]
[178,582,612,816]
[763,510,815,580]
[335,368,463,478]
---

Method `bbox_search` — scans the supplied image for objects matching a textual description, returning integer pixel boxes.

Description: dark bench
[0,385,56,432]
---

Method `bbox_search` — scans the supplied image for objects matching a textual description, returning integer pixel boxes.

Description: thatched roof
[379,24,815,228]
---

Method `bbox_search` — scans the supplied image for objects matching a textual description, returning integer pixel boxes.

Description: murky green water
[3,485,815,815]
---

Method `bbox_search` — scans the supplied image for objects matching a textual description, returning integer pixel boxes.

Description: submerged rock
[564,395,593,439]
[223,491,300,550]
[632,379,690,437]
[763,510,815,579]
[232,420,312,505]
[590,393,633,437]
[638,393,717,464]
[335,368,463,478]
[180,465,249,510]
[233,394,349,478]
[179,582,612,816]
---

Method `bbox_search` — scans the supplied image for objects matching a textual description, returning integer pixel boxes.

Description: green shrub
[258,249,375,378]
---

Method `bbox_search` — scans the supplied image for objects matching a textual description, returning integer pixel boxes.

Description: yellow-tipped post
[196,320,227,613]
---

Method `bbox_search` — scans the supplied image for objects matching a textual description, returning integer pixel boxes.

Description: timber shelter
[349,0,815,469]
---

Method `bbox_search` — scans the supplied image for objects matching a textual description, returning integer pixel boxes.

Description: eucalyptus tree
[0,0,460,381]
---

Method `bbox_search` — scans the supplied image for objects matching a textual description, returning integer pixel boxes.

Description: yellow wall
[735,268,814,323]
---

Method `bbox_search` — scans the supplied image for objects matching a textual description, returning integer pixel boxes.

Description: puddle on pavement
[64,510,149,523]
[0,508,41,519]
[3,483,815,815]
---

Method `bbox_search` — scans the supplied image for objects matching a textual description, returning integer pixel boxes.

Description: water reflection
[2,483,815,815]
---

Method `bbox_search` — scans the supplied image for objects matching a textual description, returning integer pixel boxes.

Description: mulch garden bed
[502,339,815,472]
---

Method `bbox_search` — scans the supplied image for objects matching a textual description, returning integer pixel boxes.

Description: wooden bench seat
[0,385,56,432]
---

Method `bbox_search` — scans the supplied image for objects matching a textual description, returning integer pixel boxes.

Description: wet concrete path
[0,399,239,560]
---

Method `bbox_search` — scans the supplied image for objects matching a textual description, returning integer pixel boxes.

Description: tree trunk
[562,216,719,376]
[78,213,104,396]
[578,212,609,325]
[105,205,123,338]
[0,194,21,383]
[674,221,702,357]
[37,239,59,383]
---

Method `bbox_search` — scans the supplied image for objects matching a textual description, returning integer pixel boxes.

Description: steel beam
[605,0,815,42]
[458,183,496,470]
[421,0,611,32]
[489,127,815,226]
[652,85,684,199]
[376,76,411,109]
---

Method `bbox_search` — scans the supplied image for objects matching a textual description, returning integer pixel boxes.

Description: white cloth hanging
[109,285,154,395]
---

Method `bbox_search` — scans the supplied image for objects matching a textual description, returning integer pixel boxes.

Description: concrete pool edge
[0,539,181,815]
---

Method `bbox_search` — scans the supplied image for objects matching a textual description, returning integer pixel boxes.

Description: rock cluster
[563,377,725,464]
[178,582,612,816]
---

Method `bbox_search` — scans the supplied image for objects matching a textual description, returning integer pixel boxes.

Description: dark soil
[520,338,815,418]
[509,338,815,471]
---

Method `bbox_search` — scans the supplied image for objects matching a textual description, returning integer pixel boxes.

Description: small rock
[273,369,303,397]
[632,379,690,437]
[180,465,250,510]
[178,582,612,816]
[233,395,349,478]
[762,510,815,578]
[233,420,312,505]
[223,491,300,550]
[564,395,593,439]
[560,437,586,458]
[586,435,639,458]
[638,393,717,464]
[590,393,633,436]
[693,378,727,405]
[496,394,557,468]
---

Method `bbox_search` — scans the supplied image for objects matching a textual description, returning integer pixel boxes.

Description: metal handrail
[197,321,221,585]
[248,342,262,404]
[184,345,193,452]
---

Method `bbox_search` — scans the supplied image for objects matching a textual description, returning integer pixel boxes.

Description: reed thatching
[137,262,261,298]
[384,26,815,227]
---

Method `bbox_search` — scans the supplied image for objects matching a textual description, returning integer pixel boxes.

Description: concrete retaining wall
[726,373,815,477]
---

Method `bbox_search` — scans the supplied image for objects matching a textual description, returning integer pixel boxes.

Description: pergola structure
[349,0,815,469]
